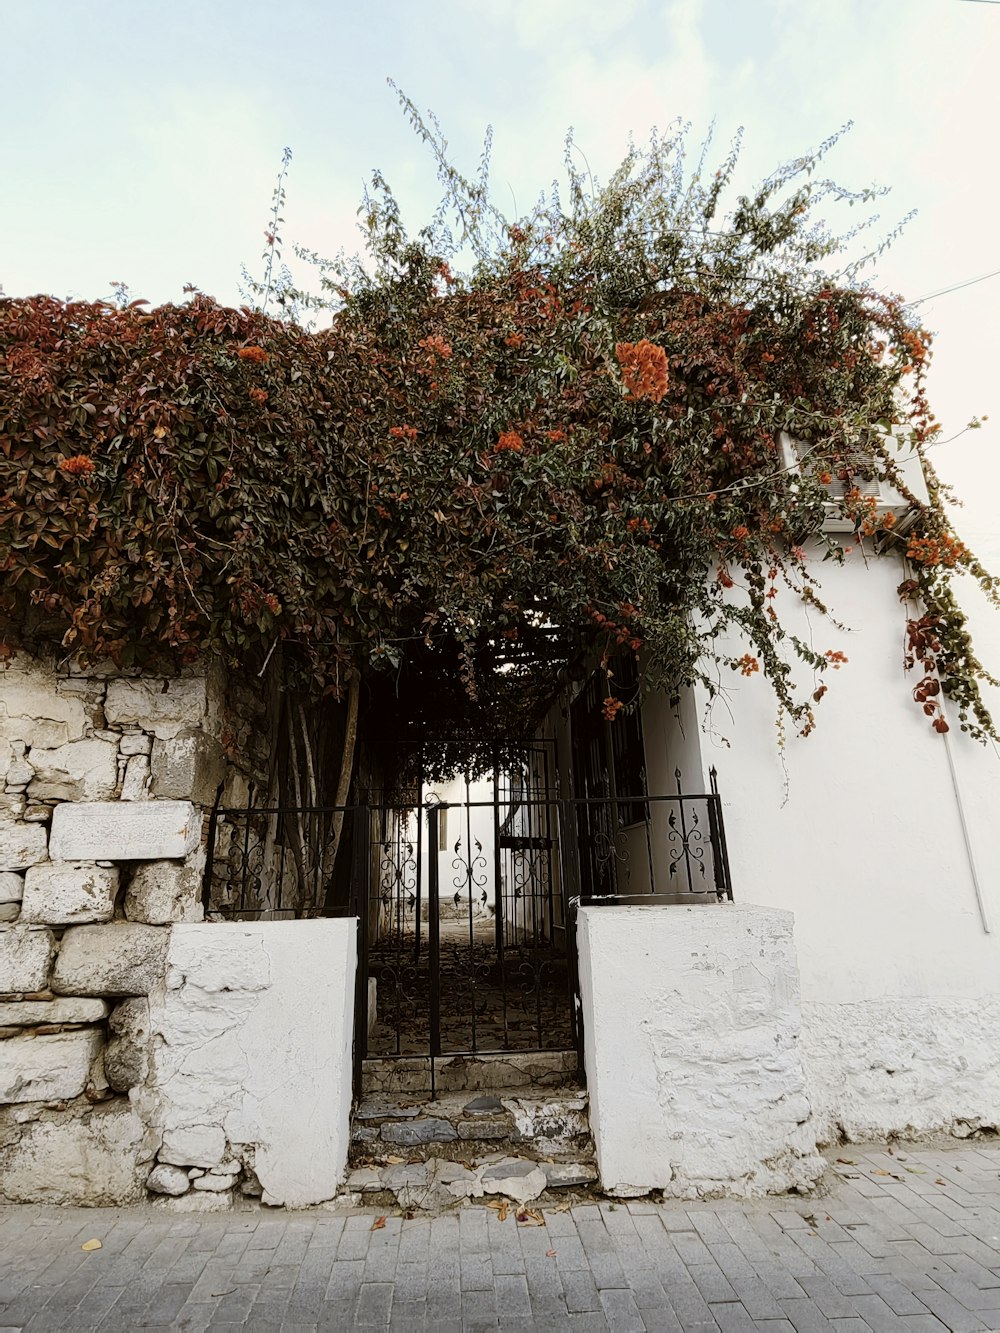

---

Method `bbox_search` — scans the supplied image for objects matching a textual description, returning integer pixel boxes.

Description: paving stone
[380,1116,458,1144]
[465,1093,505,1114]
[356,1095,422,1120]
[6,1143,1000,1330]
[543,1161,600,1189]
[479,1157,548,1204]
[458,1117,514,1138]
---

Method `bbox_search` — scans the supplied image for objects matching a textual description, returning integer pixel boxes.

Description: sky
[2,0,998,540]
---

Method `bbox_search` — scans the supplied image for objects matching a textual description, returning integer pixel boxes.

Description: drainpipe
[940,707,992,934]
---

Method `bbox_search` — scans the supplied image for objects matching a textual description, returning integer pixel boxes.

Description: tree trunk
[320,673,360,893]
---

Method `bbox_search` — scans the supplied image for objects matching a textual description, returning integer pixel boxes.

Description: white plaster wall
[577,903,823,1198]
[422,775,497,913]
[145,919,357,1207]
[696,545,1000,1138]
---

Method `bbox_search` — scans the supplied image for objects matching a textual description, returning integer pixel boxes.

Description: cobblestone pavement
[2,1143,1000,1330]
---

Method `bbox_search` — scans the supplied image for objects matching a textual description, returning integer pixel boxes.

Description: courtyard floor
[2,1142,1000,1330]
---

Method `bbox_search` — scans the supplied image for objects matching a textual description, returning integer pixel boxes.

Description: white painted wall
[424,774,497,914]
[693,544,1000,1139]
[144,919,357,1207]
[577,902,823,1197]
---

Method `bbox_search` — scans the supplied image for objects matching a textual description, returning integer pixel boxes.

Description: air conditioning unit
[777,430,929,535]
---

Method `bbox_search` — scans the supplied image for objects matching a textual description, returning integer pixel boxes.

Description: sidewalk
[2,1143,1000,1330]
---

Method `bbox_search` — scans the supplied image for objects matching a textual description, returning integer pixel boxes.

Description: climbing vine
[2,101,997,751]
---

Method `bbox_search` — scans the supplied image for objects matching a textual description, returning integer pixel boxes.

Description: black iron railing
[203,775,734,1086]
[203,779,733,921]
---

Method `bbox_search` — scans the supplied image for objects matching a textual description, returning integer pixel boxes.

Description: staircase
[345,1053,597,1211]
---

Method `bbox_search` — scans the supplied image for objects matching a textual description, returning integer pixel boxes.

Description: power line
[910,267,1000,305]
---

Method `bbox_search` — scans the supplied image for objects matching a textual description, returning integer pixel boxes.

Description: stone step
[361,1049,579,1095]
[344,1153,599,1211]
[348,1086,595,1177]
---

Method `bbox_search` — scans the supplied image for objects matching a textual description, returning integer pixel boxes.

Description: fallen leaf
[516,1208,545,1226]
[486,1199,510,1223]
[546,1248,558,1258]
[873,1168,892,1176]
[371,1216,386,1231]
[904,1167,926,1174]
[384,1155,406,1165]
[836,1158,855,1165]
[81,1239,102,1252]
[935,1179,947,1186]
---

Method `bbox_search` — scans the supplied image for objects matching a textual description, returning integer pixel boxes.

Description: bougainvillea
[2,104,997,753]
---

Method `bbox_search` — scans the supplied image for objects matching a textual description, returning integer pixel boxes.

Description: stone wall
[0,652,259,1204]
[577,902,824,1199]
[800,996,1000,1144]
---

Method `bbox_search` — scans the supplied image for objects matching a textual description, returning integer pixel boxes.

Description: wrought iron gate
[204,747,734,1093]
[356,744,578,1082]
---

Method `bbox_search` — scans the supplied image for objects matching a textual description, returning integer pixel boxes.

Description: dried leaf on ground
[81,1239,102,1252]
[516,1208,545,1226]
[371,1216,387,1231]
[487,1199,510,1223]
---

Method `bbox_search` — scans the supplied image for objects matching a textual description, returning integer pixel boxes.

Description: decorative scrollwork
[451,836,488,899]
[667,804,708,882]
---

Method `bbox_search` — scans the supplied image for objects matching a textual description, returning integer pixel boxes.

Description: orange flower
[504,332,525,349]
[730,525,750,541]
[418,334,452,359]
[824,649,848,668]
[388,425,418,441]
[59,455,95,476]
[248,387,269,404]
[495,430,524,454]
[615,339,669,403]
[735,653,759,677]
[546,429,566,442]
[237,345,269,363]
[601,696,623,722]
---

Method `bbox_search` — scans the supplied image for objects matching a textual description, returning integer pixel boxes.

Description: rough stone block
[50,799,200,861]
[125,853,205,925]
[104,677,208,739]
[0,819,47,872]
[105,997,150,1092]
[381,1117,458,1144]
[151,730,225,804]
[192,1172,237,1192]
[0,996,108,1025]
[0,872,25,905]
[120,754,150,801]
[479,1157,548,1203]
[0,1028,103,1103]
[146,1162,190,1195]
[0,656,88,748]
[0,926,55,993]
[52,923,169,997]
[26,738,119,802]
[0,905,18,923]
[19,862,118,926]
[0,1098,147,1204]
[119,733,152,756]
[159,1123,227,1169]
